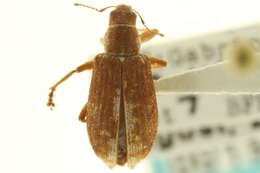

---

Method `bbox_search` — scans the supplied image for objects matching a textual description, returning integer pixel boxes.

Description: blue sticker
[151,159,170,173]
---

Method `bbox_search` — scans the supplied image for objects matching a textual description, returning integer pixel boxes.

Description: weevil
[47,3,167,168]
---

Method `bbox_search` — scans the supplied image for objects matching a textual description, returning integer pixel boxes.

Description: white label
[142,23,260,173]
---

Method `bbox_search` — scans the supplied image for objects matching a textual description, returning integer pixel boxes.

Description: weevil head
[109,4,137,26]
[104,4,140,56]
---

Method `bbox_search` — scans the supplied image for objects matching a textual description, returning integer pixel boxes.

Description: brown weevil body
[47,3,167,168]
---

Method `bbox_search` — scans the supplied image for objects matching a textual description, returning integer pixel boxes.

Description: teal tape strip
[151,159,170,173]
[150,159,260,173]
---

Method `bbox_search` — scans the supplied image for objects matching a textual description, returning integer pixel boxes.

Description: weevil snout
[109,4,137,26]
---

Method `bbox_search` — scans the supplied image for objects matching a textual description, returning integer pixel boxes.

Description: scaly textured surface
[122,54,158,168]
[79,53,158,168]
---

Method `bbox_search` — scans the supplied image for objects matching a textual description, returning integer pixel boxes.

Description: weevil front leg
[139,28,162,43]
[47,60,94,110]
[149,56,167,69]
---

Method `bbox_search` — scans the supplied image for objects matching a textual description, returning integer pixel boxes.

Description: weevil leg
[47,60,94,110]
[75,60,94,72]
[139,28,160,43]
[149,56,167,69]
[78,103,88,122]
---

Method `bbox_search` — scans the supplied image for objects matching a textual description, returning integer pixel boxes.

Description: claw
[47,102,55,110]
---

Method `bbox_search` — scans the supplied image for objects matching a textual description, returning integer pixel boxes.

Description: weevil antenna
[133,9,164,37]
[74,3,116,12]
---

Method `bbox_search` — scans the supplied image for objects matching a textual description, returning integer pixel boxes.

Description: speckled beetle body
[47,4,167,168]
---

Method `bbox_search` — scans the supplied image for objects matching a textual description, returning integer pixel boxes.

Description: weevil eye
[109,5,137,26]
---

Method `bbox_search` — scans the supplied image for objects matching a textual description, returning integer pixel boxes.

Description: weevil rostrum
[47,3,167,169]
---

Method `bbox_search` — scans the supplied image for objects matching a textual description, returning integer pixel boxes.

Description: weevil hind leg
[149,56,167,69]
[47,60,94,110]
[139,28,160,43]
[78,103,88,122]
